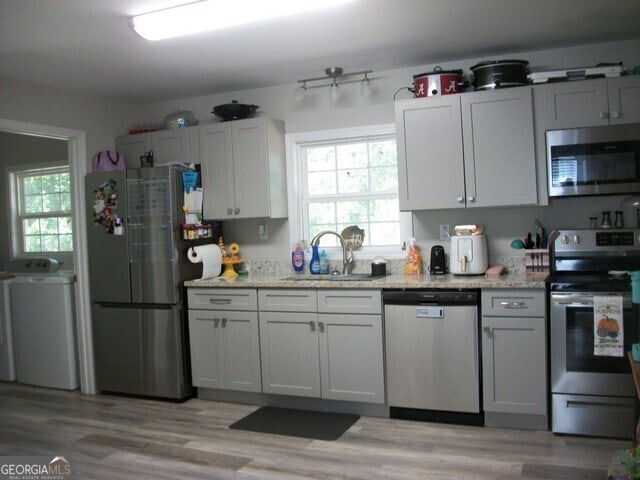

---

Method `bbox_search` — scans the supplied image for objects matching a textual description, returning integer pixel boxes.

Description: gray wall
[135,39,640,263]
[0,132,69,269]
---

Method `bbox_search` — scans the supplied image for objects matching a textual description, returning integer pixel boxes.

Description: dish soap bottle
[319,249,329,274]
[309,245,321,274]
[404,237,422,275]
[292,242,305,272]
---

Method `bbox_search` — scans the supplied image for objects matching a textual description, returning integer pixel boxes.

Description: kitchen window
[286,125,411,256]
[8,162,73,255]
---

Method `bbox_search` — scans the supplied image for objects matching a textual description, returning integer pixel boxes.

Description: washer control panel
[6,257,61,274]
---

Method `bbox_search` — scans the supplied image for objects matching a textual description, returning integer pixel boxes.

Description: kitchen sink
[280,274,384,282]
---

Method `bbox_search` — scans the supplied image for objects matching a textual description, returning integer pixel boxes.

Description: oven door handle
[551,294,594,306]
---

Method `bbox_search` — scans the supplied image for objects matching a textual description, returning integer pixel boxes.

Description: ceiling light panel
[131,0,355,41]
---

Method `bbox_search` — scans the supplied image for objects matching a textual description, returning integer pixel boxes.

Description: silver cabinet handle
[309,320,316,331]
[234,207,240,215]
[610,110,620,118]
[467,195,476,203]
[221,318,227,327]
[227,208,233,215]
[456,196,464,203]
[209,298,231,304]
[500,301,527,309]
[318,321,325,332]
[213,317,220,327]
[483,326,492,337]
[599,111,609,119]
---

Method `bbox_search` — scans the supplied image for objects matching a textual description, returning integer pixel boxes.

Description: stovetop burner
[547,228,640,292]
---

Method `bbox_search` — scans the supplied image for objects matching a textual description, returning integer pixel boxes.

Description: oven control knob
[572,235,580,244]
[560,235,569,245]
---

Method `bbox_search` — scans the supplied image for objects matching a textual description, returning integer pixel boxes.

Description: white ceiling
[1,0,639,105]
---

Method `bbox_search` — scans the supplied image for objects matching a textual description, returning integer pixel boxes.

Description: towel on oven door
[594,296,624,357]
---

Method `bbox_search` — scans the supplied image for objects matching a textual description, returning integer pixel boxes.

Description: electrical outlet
[258,223,268,240]
[439,224,450,241]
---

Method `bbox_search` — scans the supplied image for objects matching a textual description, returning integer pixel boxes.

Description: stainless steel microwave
[547,123,640,197]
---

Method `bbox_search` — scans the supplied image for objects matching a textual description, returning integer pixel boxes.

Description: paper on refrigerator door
[594,295,623,357]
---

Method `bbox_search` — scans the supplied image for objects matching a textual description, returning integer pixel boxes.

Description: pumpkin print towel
[594,296,623,357]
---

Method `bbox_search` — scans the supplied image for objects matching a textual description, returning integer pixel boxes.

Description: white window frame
[285,124,412,260]
[7,160,73,264]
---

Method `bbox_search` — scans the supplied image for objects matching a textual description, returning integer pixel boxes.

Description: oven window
[565,305,635,374]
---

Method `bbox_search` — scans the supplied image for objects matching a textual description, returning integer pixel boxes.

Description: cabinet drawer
[317,289,382,314]
[187,288,257,311]
[481,289,545,317]
[258,289,317,312]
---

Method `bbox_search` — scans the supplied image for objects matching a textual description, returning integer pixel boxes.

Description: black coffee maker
[429,245,446,274]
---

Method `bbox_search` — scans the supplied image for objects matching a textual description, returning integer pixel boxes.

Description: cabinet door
[221,311,262,392]
[539,78,610,128]
[461,87,537,207]
[395,97,465,210]
[200,123,234,219]
[188,310,224,389]
[259,311,320,397]
[318,314,384,403]
[151,128,191,165]
[231,118,271,218]
[608,76,640,125]
[115,133,151,169]
[482,315,546,415]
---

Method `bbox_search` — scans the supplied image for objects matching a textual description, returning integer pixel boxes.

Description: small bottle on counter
[309,245,321,274]
[319,249,329,274]
[404,237,422,275]
[292,242,305,272]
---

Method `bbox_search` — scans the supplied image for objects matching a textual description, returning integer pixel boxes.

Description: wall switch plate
[439,224,450,241]
[258,223,268,240]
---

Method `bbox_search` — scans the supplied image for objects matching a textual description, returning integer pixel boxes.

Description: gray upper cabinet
[537,76,640,129]
[395,86,537,210]
[461,88,537,207]
[199,117,287,220]
[116,128,195,168]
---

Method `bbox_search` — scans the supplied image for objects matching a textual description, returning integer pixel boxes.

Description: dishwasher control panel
[416,307,444,318]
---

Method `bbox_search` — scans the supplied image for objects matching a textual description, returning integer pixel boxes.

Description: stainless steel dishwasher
[384,289,483,426]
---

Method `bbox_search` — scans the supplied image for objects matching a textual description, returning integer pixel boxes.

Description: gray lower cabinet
[187,288,261,392]
[258,288,385,404]
[481,289,547,430]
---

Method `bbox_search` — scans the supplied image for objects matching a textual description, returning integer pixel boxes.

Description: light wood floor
[0,382,630,479]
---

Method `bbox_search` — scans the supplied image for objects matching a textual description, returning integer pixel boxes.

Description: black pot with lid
[470,59,529,91]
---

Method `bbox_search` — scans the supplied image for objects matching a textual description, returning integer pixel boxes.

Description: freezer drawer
[92,303,192,400]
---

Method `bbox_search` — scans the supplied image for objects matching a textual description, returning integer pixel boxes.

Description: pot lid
[413,66,463,78]
[470,59,529,70]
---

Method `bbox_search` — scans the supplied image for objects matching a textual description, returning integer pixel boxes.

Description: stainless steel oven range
[548,228,640,439]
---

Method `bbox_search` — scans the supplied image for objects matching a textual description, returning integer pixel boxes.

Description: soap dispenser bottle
[292,242,304,272]
[309,245,321,274]
[319,249,329,274]
[404,237,422,275]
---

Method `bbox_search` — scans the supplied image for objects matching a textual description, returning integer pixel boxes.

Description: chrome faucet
[310,230,354,275]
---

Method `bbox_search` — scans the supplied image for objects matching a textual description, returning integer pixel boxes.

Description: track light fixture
[296,67,373,101]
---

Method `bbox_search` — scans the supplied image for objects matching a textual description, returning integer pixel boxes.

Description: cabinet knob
[610,110,620,119]
[221,318,227,327]
[467,195,476,203]
[483,326,492,337]
[213,318,220,327]
[456,196,464,203]
[318,321,325,332]
[599,111,609,119]
[234,207,240,215]
[227,208,233,215]
[309,320,316,331]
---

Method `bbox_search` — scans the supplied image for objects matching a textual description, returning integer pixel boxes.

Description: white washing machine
[6,258,78,390]
[0,273,16,381]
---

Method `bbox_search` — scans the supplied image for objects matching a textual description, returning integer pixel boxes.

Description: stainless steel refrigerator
[86,166,198,400]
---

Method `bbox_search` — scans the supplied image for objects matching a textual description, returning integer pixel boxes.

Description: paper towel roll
[188,244,222,279]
